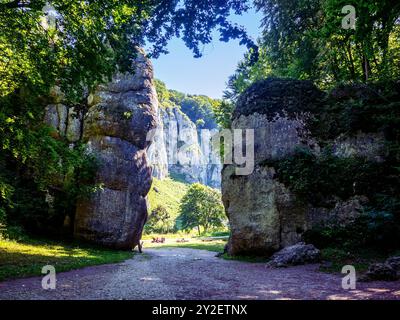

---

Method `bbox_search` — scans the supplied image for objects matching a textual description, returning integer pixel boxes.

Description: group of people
[151,237,166,243]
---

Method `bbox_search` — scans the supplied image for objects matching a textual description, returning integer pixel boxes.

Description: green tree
[212,100,235,129]
[226,0,400,100]
[145,205,173,234]
[154,79,173,107]
[178,183,225,235]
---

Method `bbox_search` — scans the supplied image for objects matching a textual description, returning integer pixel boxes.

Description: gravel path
[0,248,399,300]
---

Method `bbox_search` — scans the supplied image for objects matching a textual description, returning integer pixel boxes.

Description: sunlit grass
[144,236,269,263]
[0,239,133,281]
[144,238,227,253]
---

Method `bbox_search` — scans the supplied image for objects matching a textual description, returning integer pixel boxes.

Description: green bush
[145,205,175,234]
[0,225,28,242]
[269,148,390,207]
[304,210,400,250]
[308,82,400,142]
[0,111,99,235]
[268,139,400,251]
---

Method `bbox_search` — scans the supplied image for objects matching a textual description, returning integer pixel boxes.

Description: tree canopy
[225,0,400,99]
[0,0,255,101]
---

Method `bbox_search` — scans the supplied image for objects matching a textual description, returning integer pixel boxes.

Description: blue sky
[151,8,263,99]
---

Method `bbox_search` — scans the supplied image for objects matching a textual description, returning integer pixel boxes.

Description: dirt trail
[0,248,399,300]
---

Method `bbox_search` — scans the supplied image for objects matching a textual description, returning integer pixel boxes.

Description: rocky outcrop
[266,243,321,268]
[44,104,83,143]
[44,50,158,249]
[361,256,400,281]
[147,106,222,188]
[147,108,169,179]
[222,78,387,256]
[222,80,322,255]
[332,132,387,162]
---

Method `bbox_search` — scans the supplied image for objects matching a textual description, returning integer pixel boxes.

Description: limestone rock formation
[147,105,222,188]
[147,108,169,179]
[222,78,386,256]
[44,103,83,142]
[44,50,158,249]
[266,243,321,268]
[362,263,399,282]
[361,256,400,282]
[222,80,322,255]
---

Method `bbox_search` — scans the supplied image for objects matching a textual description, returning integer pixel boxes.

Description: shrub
[304,210,400,250]
[270,148,388,207]
[145,205,175,234]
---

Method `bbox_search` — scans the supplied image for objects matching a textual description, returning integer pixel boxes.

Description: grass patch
[145,238,227,253]
[0,238,133,281]
[142,232,193,240]
[148,177,190,217]
[147,177,190,231]
[145,238,266,263]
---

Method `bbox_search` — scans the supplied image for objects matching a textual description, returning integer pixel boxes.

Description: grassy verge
[144,238,227,252]
[145,238,266,263]
[0,238,133,281]
[147,177,189,223]
[142,232,192,240]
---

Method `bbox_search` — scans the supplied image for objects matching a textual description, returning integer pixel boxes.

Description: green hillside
[146,177,190,233]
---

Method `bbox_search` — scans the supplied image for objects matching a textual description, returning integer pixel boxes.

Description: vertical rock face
[222,78,386,256]
[222,79,323,255]
[147,106,222,188]
[147,108,168,179]
[44,50,158,249]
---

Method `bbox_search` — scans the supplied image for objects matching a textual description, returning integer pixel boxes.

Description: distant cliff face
[147,106,222,188]
[44,50,158,249]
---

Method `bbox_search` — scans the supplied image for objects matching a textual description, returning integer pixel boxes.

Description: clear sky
[151,7,263,99]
